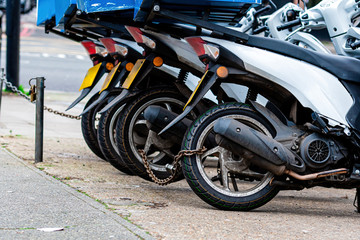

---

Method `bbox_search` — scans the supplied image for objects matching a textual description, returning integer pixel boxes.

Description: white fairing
[202,37,354,126]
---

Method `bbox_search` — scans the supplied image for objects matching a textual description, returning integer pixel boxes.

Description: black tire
[81,92,106,160]
[97,99,134,175]
[116,88,195,181]
[182,102,279,211]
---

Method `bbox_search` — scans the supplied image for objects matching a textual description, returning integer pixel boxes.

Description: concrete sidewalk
[0,92,153,239]
[0,147,152,239]
[1,91,360,240]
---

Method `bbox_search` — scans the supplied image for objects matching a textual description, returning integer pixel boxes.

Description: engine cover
[299,133,346,170]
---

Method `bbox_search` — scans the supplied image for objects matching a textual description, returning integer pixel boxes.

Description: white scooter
[159,31,360,211]
[240,0,360,57]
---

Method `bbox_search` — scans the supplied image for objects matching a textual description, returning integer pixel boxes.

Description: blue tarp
[76,0,135,13]
[37,0,76,26]
[38,0,261,26]
[37,0,56,25]
[55,0,77,25]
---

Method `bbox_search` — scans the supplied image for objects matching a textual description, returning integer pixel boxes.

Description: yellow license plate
[99,62,121,93]
[79,63,102,91]
[122,59,146,89]
[184,70,209,110]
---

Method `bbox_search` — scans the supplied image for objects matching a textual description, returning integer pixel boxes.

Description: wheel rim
[195,114,274,197]
[128,96,190,172]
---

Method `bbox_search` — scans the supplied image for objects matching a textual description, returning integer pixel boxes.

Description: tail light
[185,37,220,63]
[99,38,129,57]
[125,26,156,49]
[81,40,106,56]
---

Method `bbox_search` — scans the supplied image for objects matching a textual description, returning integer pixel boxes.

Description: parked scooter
[99,25,214,181]
[159,32,360,211]
[274,0,360,58]
[241,0,360,57]
[67,40,115,160]
[86,37,143,174]
[94,37,187,176]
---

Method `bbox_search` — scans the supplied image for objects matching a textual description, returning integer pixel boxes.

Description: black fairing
[342,80,360,131]
[217,45,245,69]
[204,40,244,69]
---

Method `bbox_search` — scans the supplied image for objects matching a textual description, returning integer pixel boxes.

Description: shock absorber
[177,69,189,83]
[246,88,258,103]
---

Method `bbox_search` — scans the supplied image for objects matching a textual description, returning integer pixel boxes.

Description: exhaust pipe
[144,106,217,147]
[213,118,305,174]
[144,106,192,142]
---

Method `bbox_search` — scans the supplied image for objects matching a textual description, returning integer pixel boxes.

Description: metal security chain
[3,77,32,102]
[138,147,207,186]
[44,106,81,120]
[2,77,81,120]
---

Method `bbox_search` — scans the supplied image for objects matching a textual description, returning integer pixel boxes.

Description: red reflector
[185,37,206,57]
[81,40,97,55]
[125,26,144,43]
[100,38,116,53]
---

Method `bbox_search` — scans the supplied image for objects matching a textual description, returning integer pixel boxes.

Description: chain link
[138,147,207,186]
[3,77,32,102]
[1,77,82,120]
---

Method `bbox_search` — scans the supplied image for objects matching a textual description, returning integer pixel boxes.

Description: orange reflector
[153,56,164,67]
[106,62,114,71]
[216,66,229,79]
[126,62,134,71]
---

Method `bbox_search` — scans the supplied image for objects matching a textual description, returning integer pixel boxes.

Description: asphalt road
[1,9,97,93]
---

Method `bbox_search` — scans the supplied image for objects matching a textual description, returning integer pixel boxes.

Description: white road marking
[21,52,41,57]
[57,54,66,59]
[76,55,85,60]
[19,52,87,61]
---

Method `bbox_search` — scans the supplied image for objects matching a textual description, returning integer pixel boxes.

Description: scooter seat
[247,35,360,82]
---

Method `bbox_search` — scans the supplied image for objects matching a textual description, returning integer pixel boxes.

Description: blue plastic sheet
[37,0,56,25]
[55,0,77,25]
[38,0,261,27]
[76,0,135,13]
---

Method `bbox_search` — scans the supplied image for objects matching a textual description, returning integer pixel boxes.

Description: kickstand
[354,188,360,213]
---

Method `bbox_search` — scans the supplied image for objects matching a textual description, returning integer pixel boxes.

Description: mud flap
[80,90,111,116]
[158,70,219,135]
[66,87,92,111]
[81,64,130,115]
[66,65,106,111]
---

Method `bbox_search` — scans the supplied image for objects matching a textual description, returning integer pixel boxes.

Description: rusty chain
[138,147,207,186]
[44,106,81,120]
[1,77,82,120]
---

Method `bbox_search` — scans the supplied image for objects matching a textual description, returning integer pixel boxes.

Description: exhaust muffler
[213,118,305,175]
[144,106,192,142]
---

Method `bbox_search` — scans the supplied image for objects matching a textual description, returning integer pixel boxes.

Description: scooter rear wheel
[81,92,106,160]
[97,98,134,175]
[182,102,279,211]
[116,88,195,181]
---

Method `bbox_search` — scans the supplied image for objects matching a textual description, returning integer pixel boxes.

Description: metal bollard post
[35,77,45,163]
[0,70,3,120]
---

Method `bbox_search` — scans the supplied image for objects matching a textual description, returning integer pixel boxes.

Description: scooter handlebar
[350,40,360,50]
[254,5,272,18]
[276,18,301,31]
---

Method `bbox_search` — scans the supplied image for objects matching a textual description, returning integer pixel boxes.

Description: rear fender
[158,65,244,135]
[98,89,142,114]
[66,63,106,111]
[121,54,156,90]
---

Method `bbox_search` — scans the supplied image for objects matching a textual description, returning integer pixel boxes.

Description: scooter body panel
[202,37,353,126]
[287,32,331,54]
